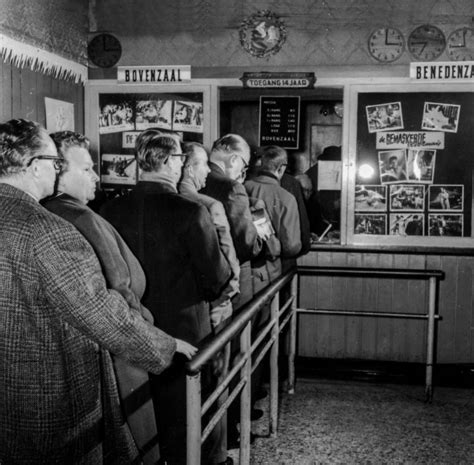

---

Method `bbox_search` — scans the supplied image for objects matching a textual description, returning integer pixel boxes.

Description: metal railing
[295,266,444,402]
[186,269,297,465]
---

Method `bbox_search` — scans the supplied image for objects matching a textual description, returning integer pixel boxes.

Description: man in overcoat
[42,130,196,464]
[0,120,183,464]
[101,133,232,465]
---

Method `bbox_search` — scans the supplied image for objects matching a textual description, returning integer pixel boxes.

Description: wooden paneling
[298,250,474,364]
[1,61,84,131]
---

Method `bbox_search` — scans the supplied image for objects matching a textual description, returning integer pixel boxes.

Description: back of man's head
[0,119,45,177]
[260,145,288,174]
[183,141,208,169]
[210,134,250,181]
[138,134,180,172]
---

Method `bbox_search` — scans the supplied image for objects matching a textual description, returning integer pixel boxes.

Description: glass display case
[346,82,474,248]
[85,81,211,189]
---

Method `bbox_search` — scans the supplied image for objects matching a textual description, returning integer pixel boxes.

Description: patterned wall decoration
[91,0,474,68]
[0,0,88,82]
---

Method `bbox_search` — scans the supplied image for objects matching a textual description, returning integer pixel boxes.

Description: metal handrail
[186,268,296,375]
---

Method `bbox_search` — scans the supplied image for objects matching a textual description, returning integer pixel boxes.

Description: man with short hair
[101,133,232,465]
[42,130,196,464]
[245,145,302,292]
[0,120,184,464]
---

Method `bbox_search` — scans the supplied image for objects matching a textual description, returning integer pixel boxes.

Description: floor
[229,377,474,464]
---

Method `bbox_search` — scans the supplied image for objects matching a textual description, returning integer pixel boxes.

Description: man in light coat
[0,120,188,464]
[42,130,196,464]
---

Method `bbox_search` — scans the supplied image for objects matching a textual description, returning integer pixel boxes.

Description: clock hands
[385,29,401,46]
[411,41,428,54]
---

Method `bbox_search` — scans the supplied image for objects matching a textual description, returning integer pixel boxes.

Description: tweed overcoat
[0,184,176,464]
[43,193,176,464]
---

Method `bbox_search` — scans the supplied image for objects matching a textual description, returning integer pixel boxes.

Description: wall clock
[446,27,474,61]
[87,33,122,68]
[368,27,405,63]
[407,25,446,61]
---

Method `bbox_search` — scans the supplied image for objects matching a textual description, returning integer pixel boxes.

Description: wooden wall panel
[298,251,474,364]
[1,61,84,132]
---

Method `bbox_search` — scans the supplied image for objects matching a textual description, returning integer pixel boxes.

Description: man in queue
[0,120,192,464]
[245,145,302,290]
[42,130,196,464]
[101,133,232,465]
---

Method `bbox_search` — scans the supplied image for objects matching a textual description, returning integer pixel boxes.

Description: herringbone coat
[0,183,176,464]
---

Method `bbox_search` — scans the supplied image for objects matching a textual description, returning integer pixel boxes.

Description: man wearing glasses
[101,133,232,465]
[0,120,188,464]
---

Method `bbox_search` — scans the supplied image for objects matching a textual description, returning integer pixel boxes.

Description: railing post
[239,322,252,465]
[270,293,279,437]
[186,372,202,465]
[288,274,297,395]
[425,276,437,403]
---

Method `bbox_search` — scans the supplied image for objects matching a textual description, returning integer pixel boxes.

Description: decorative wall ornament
[239,10,286,58]
[0,34,87,83]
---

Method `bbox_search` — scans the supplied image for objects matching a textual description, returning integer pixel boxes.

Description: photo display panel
[355,91,474,239]
[98,92,203,187]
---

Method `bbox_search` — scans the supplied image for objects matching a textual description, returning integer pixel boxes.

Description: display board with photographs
[354,90,473,240]
[98,92,204,186]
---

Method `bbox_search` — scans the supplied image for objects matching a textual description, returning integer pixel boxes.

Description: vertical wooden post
[288,274,297,395]
[186,372,202,465]
[269,293,280,437]
[239,322,252,465]
[425,276,437,402]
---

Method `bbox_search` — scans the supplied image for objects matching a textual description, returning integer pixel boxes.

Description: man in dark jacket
[101,133,232,465]
[200,134,263,311]
[43,130,196,465]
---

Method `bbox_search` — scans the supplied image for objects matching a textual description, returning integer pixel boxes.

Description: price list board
[259,96,300,149]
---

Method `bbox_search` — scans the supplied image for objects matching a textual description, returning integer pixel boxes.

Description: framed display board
[347,83,474,248]
[85,81,211,188]
[259,96,300,149]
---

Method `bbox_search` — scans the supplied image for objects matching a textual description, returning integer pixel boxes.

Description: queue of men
[0,119,309,465]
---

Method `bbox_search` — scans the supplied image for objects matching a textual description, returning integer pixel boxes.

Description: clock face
[368,27,405,63]
[88,34,122,68]
[447,27,474,61]
[408,25,446,61]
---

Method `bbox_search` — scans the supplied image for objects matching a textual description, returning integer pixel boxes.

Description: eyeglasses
[26,155,64,171]
[164,153,186,163]
[234,153,249,172]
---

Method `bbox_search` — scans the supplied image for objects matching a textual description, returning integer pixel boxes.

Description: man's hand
[175,338,198,360]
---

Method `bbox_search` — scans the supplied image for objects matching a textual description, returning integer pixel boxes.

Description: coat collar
[0,182,40,205]
[136,180,177,194]
[250,171,280,184]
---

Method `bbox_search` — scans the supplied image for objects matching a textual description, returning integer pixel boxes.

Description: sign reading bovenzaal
[117,65,191,84]
[376,131,445,149]
[410,61,474,81]
[240,72,315,89]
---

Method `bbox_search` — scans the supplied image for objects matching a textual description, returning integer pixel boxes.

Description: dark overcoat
[101,181,231,463]
[200,163,262,310]
[0,183,176,464]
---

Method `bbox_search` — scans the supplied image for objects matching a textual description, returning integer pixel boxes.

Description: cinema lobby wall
[2,1,473,368]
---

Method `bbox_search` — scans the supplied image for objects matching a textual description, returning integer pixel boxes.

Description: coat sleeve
[226,182,263,263]
[279,194,302,258]
[186,204,232,302]
[33,214,176,375]
[74,210,155,323]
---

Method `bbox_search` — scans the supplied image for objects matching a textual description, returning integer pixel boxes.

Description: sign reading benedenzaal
[259,96,300,149]
[410,61,474,81]
[117,65,191,84]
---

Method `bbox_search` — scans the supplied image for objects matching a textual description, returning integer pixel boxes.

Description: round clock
[447,27,474,61]
[87,33,122,68]
[407,25,446,61]
[368,27,405,63]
